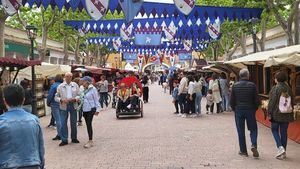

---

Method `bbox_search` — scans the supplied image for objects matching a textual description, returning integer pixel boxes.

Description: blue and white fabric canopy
[23,0,263,22]
[87,37,209,53]
[65,18,214,40]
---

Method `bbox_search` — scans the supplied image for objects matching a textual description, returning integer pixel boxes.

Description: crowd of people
[163,70,233,118]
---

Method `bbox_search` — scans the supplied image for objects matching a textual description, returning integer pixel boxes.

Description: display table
[256,109,300,143]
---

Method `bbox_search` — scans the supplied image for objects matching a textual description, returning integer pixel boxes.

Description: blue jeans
[60,103,77,142]
[99,92,108,108]
[234,109,258,153]
[51,104,61,137]
[271,122,289,149]
[222,93,229,111]
[179,93,188,114]
[195,92,202,114]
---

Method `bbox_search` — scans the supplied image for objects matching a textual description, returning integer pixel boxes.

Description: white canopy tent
[225,44,300,67]
[16,62,71,79]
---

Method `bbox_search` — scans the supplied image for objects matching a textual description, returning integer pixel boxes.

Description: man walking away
[178,72,188,117]
[55,72,80,146]
[0,84,45,169]
[231,69,260,158]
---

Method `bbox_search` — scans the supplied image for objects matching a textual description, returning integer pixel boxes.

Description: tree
[267,0,300,46]
[0,9,8,57]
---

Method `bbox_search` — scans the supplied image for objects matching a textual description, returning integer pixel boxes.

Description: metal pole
[31,39,37,116]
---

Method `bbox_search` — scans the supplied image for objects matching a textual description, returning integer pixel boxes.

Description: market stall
[225,45,300,143]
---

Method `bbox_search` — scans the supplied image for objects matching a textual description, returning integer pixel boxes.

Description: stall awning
[0,57,41,69]
[225,45,300,67]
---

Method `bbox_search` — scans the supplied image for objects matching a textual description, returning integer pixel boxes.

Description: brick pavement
[41,84,300,169]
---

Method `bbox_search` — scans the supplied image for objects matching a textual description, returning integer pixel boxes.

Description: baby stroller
[116,77,144,119]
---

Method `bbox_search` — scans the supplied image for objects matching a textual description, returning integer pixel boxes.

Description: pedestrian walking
[47,74,63,141]
[172,82,179,114]
[231,69,260,158]
[209,73,222,113]
[194,75,203,116]
[0,84,45,169]
[97,75,109,110]
[79,76,101,148]
[142,75,149,103]
[47,77,56,128]
[20,79,33,113]
[220,73,230,112]
[187,75,196,116]
[268,71,294,159]
[55,72,80,146]
[73,77,84,126]
[206,89,214,114]
[178,72,188,117]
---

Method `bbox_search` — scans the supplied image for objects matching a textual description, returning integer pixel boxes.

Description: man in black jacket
[231,68,260,158]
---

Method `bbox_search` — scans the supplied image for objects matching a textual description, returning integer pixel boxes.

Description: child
[172,82,179,114]
[206,89,214,114]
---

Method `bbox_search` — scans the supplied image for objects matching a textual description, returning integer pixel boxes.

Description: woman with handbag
[80,76,101,148]
[268,71,294,159]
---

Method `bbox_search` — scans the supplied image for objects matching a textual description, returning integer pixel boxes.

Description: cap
[81,76,92,83]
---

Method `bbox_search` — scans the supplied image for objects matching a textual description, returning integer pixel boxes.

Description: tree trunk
[259,16,268,51]
[294,9,300,45]
[63,35,69,65]
[0,15,6,57]
[74,35,81,64]
[240,32,247,55]
[40,26,48,61]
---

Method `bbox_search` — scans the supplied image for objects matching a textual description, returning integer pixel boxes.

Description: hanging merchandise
[120,24,133,41]
[85,0,109,20]
[135,27,163,46]
[123,52,137,60]
[119,0,144,23]
[173,0,195,15]
[137,54,143,70]
[1,0,22,16]
[183,40,192,51]
[164,22,177,41]
[113,38,122,51]
[208,20,221,40]
[169,54,175,66]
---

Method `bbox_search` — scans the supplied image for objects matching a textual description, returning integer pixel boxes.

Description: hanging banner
[169,54,175,66]
[208,22,221,40]
[183,40,192,51]
[123,52,137,60]
[119,0,144,23]
[1,0,22,16]
[178,51,192,60]
[137,55,143,70]
[85,0,109,20]
[120,24,133,41]
[113,39,122,51]
[135,28,162,46]
[173,0,195,15]
[164,23,177,41]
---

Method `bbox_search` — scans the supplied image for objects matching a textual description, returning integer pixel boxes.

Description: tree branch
[16,10,27,29]
[267,0,288,31]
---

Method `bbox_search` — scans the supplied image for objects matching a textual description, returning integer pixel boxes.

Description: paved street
[41,84,300,169]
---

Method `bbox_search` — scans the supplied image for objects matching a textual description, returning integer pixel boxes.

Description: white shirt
[179,77,188,94]
[82,85,101,112]
[66,83,72,99]
[188,81,195,95]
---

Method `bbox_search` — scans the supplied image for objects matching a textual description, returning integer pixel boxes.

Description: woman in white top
[80,76,101,148]
[208,73,222,113]
[194,75,203,116]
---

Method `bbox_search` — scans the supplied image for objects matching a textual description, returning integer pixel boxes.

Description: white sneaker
[276,146,285,158]
[282,152,287,159]
[177,113,183,117]
[84,140,94,148]
[181,114,187,118]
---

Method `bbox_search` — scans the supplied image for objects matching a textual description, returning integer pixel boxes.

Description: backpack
[278,91,293,114]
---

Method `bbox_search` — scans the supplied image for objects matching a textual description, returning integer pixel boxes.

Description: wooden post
[290,66,296,97]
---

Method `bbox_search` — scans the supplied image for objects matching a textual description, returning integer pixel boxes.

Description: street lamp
[26,25,38,116]
[249,18,260,53]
